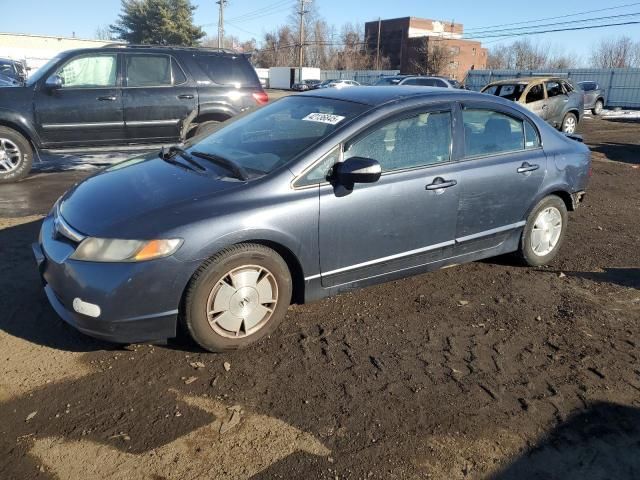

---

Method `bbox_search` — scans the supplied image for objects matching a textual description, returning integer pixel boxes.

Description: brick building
[365,17,487,80]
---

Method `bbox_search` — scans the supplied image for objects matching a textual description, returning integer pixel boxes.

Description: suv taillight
[252,91,268,105]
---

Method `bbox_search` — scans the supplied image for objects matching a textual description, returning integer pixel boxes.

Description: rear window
[375,77,402,86]
[194,54,259,87]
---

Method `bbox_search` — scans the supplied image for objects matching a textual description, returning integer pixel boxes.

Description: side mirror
[45,75,63,91]
[333,157,381,188]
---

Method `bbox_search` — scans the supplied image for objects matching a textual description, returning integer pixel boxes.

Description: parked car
[375,75,459,88]
[292,79,321,91]
[577,81,605,115]
[0,72,22,87]
[33,86,591,352]
[0,45,268,183]
[324,80,360,89]
[0,58,29,84]
[481,77,584,134]
[314,79,336,89]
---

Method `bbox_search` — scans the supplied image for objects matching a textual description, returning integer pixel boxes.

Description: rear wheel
[592,99,604,116]
[561,112,578,134]
[518,196,568,267]
[0,127,33,183]
[193,120,221,139]
[183,243,292,352]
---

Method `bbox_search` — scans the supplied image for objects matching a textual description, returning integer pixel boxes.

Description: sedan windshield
[189,96,367,177]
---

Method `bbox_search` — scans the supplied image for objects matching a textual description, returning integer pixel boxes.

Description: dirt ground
[0,115,639,480]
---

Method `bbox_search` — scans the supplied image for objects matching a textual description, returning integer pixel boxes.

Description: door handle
[178,94,194,100]
[426,177,457,190]
[517,162,540,174]
[97,95,117,101]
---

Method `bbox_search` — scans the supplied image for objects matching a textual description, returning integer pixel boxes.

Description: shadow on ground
[0,219,114,352]
[590,142,640,165]
[489,402,640,480]
[567,267,640,289]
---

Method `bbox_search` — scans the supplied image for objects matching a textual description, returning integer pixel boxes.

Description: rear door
[455,104,546,253]
[544,80,567,127]
[34,52,125,147]
[122,53,197,142]
[522,82,548,120]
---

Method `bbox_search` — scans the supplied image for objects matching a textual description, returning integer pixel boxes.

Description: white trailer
[268,67,321,89]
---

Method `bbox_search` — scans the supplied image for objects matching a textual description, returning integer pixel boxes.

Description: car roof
[57,46,245,57]
[301,85,472,106]
[487,77,567,86]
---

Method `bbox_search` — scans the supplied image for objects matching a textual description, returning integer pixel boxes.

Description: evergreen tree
[110,0,205,46]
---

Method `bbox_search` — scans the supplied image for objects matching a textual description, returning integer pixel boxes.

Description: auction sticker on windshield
[302,113,346,125]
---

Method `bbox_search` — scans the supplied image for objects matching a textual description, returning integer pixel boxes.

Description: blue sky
[2,0,640,62]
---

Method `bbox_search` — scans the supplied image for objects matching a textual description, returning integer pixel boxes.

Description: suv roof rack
[101,43,238,54]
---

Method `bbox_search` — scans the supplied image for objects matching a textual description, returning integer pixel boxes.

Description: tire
[561,112,578,134]
[0,126,33,183]
[592,99,604,116]
[518,196,568,267]
[189,120,221,140]
[183,243,293,352]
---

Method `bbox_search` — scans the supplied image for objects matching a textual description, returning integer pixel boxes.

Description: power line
[464,1,640,32]
[464,11,640,39]
[226,0,293,22]
[466,20,640,41]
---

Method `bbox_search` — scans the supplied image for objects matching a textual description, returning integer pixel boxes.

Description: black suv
[0,45,267,182]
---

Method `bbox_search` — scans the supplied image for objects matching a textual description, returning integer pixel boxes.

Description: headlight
[70,238,182,262]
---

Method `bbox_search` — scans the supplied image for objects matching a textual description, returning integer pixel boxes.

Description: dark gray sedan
[33,87,591,352]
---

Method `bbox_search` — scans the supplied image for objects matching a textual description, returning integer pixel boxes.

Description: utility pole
[376,17,381,70]
[217,0,227,49]
[297,0,311,78]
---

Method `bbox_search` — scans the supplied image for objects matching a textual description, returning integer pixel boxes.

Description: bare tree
[591,36,640,68]
[95,25,114,41]
[486,39,578,70]
[409,38,453,75]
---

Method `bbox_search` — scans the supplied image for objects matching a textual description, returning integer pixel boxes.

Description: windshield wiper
[160,146,205,172]
[191,151,249,181]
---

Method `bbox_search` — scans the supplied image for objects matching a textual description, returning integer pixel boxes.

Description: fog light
[73,298,101,318]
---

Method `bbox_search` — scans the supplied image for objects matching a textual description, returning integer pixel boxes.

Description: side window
[546,81,562,98]
[295,147,340,187]
[524,120,541,149]
[526,84,544,103]
[463,109,525,157]
[403,78,419,86]
[436,79,448,88]
[194,55,259,87]
[172,58,187,84]
[126,55,171,87]
[345,111,452,172]
[56,54,117,88]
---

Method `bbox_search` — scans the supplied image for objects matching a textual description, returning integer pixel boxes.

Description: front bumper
[32,215,194,344]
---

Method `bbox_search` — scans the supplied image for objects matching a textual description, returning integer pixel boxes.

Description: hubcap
[563,116,576,134]
[0,138,22,173]
[531,207,563,257]
[206,265,278,338]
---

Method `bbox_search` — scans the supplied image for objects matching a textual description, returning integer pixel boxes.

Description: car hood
[59,154,247,238]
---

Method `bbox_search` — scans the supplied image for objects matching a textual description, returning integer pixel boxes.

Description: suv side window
[463,109,525,157]
[56,54,117,88]
[126,54,172,87]
[546,81,563,98]
[526,84,544,103]
[344,111,452,172]
[194,54,259,86]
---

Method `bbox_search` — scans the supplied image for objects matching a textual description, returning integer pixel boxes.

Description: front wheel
[518,196,568,267]
[0,126,33,183]
[561,112,578,134]
[183,244,292,352]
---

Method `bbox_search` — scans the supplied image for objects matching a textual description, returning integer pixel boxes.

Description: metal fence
[465,68,640,108]
[320,70,400,85]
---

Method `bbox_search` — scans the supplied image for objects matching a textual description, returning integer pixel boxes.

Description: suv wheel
[0,127,33,183]
[592,99,604,116]
[561,113,578,134]
[183,243,292,352]
[518,196,568,267]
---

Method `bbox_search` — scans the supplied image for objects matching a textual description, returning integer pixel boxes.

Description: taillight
[252,91,268,105]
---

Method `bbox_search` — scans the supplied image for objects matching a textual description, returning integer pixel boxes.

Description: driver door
[34,52,125,147]
[318,105,460,288]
